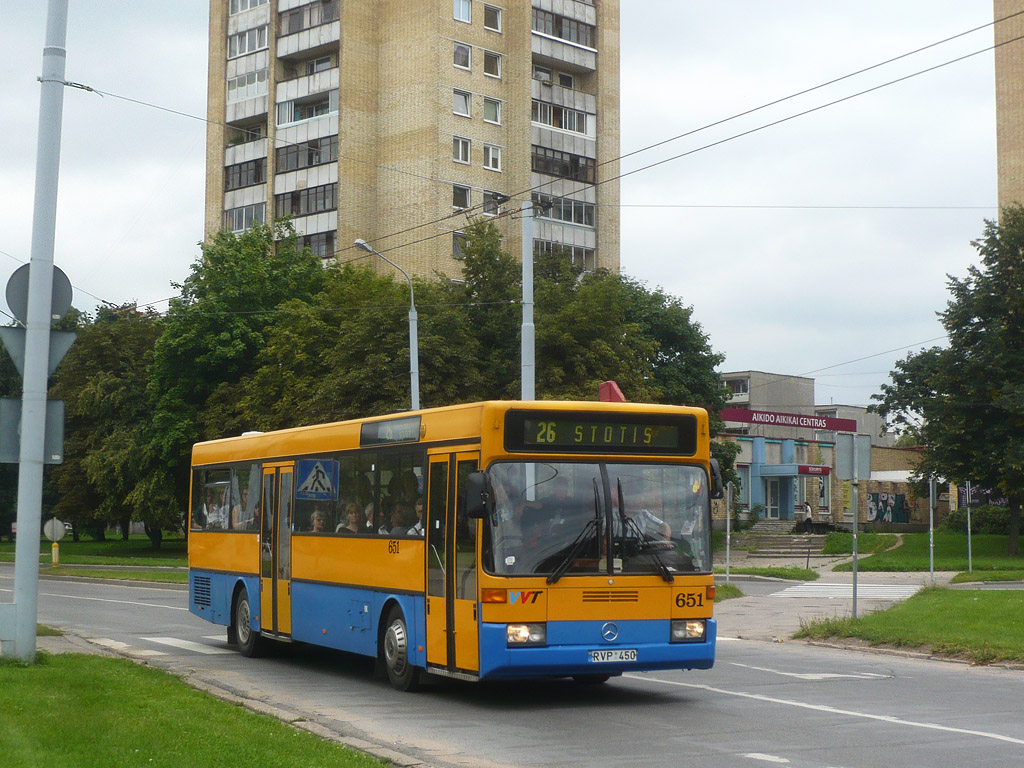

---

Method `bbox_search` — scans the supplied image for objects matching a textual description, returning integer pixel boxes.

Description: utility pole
[520,200,535,402]
[4,0,71,662]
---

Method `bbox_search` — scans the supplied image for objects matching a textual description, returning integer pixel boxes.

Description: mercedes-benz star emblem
[601,622,619,642]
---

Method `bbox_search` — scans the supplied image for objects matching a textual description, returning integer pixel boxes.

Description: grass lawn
[715,566,818,581]
[0,535,186,568]
[831,533,1024,574]
[949,570,1024,584]
[0,653,385,768]
[795,587,1024,664]
[822,532,898,556]
[714,584,743,601]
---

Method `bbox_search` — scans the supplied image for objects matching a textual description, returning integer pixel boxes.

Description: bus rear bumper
[477,619,716,680]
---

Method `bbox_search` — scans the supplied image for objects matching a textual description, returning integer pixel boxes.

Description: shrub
[940,504,1010,535]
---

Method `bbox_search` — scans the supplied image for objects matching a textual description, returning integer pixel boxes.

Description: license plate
[588,648,637,663]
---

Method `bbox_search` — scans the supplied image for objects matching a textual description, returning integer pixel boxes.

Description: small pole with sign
[44,517,65,566]
[725,481,733,587]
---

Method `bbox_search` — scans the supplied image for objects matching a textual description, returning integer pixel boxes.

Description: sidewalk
[714,551,956,642]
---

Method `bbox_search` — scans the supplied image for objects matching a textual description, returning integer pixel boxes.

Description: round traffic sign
[5,263,73,324]
[43,516,67,542]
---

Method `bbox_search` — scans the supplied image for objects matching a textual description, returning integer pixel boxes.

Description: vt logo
[510,590,542,604]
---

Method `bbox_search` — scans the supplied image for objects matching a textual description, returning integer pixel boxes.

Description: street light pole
[353,239,419,411]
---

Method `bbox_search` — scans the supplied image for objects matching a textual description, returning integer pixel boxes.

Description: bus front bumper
[477,618,716,680]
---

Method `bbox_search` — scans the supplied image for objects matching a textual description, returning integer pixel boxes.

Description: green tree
[149,223,324,506]
[50,307,168,546]
[873,208,1024,554]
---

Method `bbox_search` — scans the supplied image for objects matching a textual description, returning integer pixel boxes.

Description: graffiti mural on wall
[867,493,909,523]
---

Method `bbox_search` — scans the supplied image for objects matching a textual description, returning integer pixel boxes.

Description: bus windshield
[483,461,711,578]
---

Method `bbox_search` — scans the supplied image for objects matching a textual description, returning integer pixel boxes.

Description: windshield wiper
[547,479,603,585]
[616,479,674,583]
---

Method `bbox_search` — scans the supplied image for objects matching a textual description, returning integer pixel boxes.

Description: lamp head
[353,238,373,253]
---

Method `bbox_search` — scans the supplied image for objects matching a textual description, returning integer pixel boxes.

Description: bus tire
[572,674,611,685]
[234,588,263,658]
[382,607,420,691]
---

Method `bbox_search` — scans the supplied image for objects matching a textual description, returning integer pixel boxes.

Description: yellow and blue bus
[188,400,722,690]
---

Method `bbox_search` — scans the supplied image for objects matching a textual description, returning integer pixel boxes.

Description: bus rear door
[260,463,293,637]
[425,451,479,677]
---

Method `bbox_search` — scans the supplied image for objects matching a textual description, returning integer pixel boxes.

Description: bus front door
[425,452,480,676]
[260,464,293,637]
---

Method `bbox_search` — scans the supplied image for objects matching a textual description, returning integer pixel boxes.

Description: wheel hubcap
[237,598,251,645]
[384,620,408,675]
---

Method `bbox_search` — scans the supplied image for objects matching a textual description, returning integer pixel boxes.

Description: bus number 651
[675,591,704,608]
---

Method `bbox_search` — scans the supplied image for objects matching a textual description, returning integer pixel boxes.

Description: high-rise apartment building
[994,0,1024,208]
[204,0,620,279]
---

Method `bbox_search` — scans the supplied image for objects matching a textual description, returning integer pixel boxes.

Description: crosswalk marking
[144,636,234,654]
[773,583,920,599]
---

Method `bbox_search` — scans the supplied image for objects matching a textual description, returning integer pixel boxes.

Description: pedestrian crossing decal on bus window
[296,459,339,501]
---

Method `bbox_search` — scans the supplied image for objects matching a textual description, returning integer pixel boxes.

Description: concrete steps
[735,532,830,558]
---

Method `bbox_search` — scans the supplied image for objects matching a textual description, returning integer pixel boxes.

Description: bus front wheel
[234,588,264,658]
[382,608,421,691]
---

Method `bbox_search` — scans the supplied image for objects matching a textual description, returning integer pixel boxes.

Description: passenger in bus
[310,508,329,533]
[409,497,425,536]
[389,503,417,536]
[203,489,229,529]
[361,502,376,533]
[622,489,671,542]
[337,503,363,534]
[232,488,255,530]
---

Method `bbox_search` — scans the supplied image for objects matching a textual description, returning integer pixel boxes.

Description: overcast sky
[1,1,1001,409]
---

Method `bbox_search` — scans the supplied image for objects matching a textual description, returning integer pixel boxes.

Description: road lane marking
[772,583,920,599]
[143,637,233,654]
[28,591,188,611]
[732,662,889,681]
[89,638,167,656]
[623,674,1024,746]
[744,755,790,764]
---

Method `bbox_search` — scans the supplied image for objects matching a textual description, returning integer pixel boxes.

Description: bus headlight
[507,623,546,647]
[670,619,706,643]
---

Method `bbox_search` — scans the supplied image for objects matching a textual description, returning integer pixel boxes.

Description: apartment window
[531,9,594,48]
[453,231,467,259]
[533,65,552,82]
[483,144,501,171]
[276,91,337,125]
[307,56,333,75]
[453,42,471,70]
[453,136,470,164]
[279,0,340,35]
[483,191,503,216]
[453,89,471,117]
[558,72,574,89]
[532,192,595,227]
[227,69,268,102]
[483,97,501,124]
[532,100,587,134]
[301,231,336,259]
[484,5,501,32]
[228,25,268,58]
[224,158,266,191]
[534,239,596,271]
[453,184,470,209]
[224,202,266,233]
[454,0,471,23]
[275,182,337,217]
[531,145,595,183]
[275,135,337,173]
[227,122,266,145]
[727,379,749,395]
[483,51,501,78]
[230,0,268,15]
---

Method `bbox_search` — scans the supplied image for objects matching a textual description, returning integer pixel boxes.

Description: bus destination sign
[507,412,697,455]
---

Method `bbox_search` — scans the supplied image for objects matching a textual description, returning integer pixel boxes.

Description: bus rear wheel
[234,588,263,658]
[382,608,421,691]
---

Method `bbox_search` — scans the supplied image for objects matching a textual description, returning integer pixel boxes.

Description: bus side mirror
[465,471,490,519]
[709,459,724,500]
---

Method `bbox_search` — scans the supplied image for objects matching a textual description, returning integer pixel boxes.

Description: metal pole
[966,480,973,573]
[928,477,936,586]
[521,201,535,402]
[851,442,859,620]
[353,240,419,410]
[9,0,70,662]
[725,481,733,586]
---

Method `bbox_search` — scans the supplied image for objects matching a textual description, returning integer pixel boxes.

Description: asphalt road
[4,568,1024,768]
